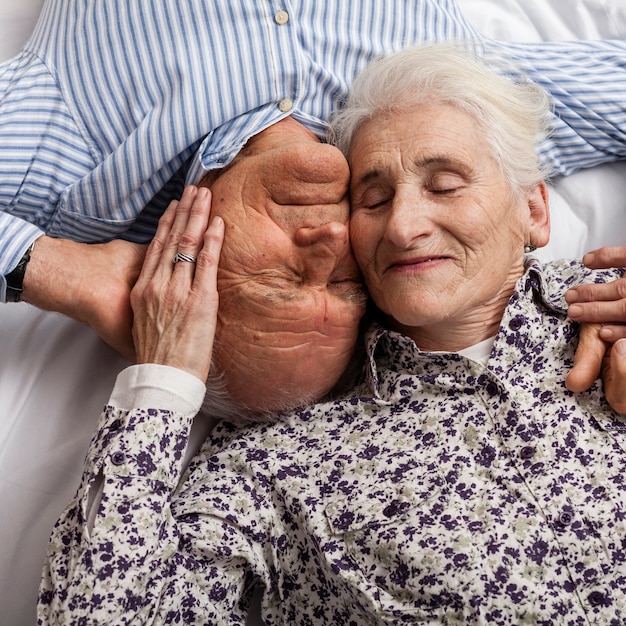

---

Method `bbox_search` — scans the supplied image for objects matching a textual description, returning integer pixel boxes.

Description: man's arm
[20,235,146,362]
[480,38,626,175]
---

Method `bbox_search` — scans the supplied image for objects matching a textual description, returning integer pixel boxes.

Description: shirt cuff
[0,221,43,302]
[109,364,206,420]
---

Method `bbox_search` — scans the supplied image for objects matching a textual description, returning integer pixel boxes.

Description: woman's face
[348,104,549,347]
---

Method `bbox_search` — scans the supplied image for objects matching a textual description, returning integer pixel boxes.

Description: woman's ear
[527,181,550,248]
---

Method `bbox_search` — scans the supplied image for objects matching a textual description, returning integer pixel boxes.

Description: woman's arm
[37,187,260,623]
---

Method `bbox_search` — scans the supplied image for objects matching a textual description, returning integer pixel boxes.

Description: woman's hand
[130,185,224,382]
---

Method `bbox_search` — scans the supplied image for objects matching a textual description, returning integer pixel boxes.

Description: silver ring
[173,252,197,264]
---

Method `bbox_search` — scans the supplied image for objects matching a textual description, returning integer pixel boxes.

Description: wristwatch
[5,243,34,303]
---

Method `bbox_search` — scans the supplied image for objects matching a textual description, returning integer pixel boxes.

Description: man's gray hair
[330,43,554,196]
[202,340,366,424]
[201,364,318,424]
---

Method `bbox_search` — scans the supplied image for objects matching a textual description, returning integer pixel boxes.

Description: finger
[599,325,626,342]
[153,185,208,287]
[567,298,626,324]
[566,323,607,393]
[603,339,626,414]
[175,186,213,257]
[193,214,225,299]
[582,245,626,270]
[566,278,626,305]
[135,198,180,288]
[161,185,200,263]
[132,187,201,315]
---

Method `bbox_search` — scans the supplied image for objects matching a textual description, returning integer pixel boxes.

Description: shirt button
[558,511,573,526]
[278,98,293,112]
[382,500,409,518]
[588,591,607,607]
[520,446,536,460]
[274,10,289,25]
[509,315,524,331]
[485,381,498,397]
[111,452,125,466]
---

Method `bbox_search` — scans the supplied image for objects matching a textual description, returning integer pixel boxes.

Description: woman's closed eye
[426,172,465,195]
[352,187,393,212]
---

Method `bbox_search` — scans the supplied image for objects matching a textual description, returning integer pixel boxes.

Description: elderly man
[3,0,626,411]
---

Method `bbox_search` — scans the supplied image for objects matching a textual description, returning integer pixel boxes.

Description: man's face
[202,118,366,412]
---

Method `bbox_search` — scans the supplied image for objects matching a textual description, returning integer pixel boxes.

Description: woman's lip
[387,255,447,270]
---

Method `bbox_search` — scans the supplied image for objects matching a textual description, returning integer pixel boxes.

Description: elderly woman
[39,46,626,624]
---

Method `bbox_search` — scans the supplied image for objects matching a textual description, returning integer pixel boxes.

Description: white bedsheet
[1,1,625,624]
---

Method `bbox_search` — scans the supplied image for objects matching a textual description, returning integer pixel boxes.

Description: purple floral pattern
[38,259,626,624]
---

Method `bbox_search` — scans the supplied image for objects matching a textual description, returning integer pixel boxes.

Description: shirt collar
[361,258,593,399]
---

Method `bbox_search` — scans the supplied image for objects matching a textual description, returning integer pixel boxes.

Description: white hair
[201,343,366,424]
[330,43,554,195]
[200,362,319,424]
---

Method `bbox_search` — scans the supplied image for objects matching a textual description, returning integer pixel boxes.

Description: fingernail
[600,326,614,341]
[615,339,626,356]
[582,252,595,266]
[568,304,582,318]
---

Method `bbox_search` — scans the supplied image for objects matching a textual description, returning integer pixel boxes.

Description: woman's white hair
[330,43,554,195]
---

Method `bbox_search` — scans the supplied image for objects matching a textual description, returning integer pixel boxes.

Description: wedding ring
[173,252,197,264]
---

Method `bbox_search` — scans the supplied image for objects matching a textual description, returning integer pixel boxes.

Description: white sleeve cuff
[109,364,206,420]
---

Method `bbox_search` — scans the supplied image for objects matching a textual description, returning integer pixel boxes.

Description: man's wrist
[5,242,35,303]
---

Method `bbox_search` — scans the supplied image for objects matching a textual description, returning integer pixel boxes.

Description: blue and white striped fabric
[1,0,626,301]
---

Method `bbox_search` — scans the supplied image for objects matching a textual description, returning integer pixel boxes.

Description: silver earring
[524,243,537,254]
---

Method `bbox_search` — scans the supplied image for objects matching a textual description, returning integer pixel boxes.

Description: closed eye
[426,171,465,195]
[328,280,368,305]
[352,194,393,212]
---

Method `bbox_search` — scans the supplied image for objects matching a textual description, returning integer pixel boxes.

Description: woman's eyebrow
[352,155,470,187]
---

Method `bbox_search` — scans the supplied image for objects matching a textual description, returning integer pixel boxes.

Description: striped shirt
[2,0,626,300]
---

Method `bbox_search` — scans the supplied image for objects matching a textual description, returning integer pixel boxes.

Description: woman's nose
[385,191,432,249]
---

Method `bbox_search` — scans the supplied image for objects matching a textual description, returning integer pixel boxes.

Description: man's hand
[566,322,608,393]
[601,339,626,414]
[131,186,224,382]
[22,235,147,361]
[565,245,626,412]
[566,246,626,342]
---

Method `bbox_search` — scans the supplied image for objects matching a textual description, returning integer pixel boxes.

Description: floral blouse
[38,259,626,625]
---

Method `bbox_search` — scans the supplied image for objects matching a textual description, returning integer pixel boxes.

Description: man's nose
[295,222,351,281]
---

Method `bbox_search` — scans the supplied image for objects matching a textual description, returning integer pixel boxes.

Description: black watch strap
[5,243,34,303]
